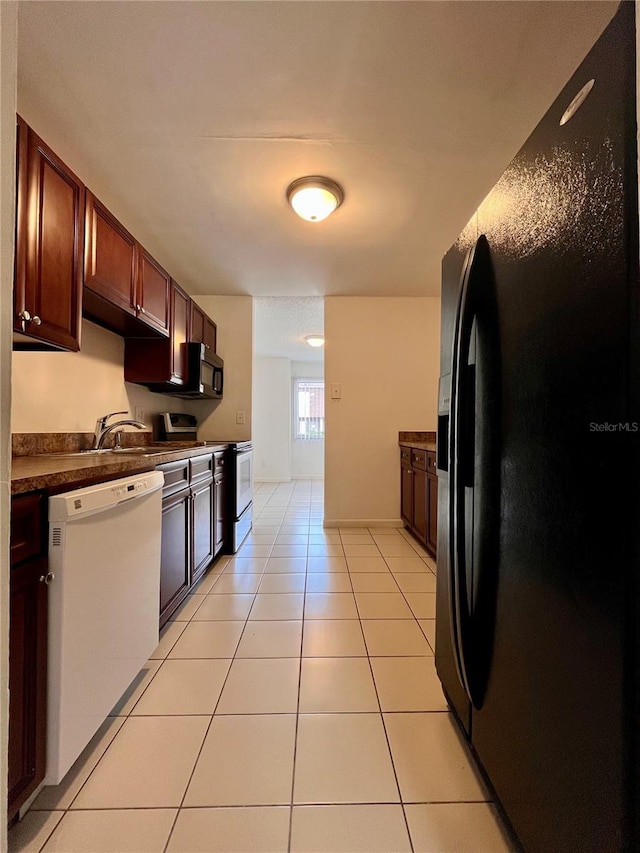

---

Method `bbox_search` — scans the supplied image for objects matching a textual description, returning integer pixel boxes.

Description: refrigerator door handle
[449,235,493,708]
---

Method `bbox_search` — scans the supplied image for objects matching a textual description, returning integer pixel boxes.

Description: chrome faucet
[92,411,147,450]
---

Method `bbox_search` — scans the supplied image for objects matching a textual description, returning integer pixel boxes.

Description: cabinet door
[203,316,217,353]
[427,472,438,557]
[412,467,428,544]
[170,280,190,384]
[84,191,137,315]
[8,557,48,820]
[190,301,205,344]
[15,120,84,350]
[192,478,214,583]
[137,249,170,336]
[9,490,48,821]
[8,494,47,819]
[214,471,227,555]
[401,461,413,528]
[160,488,191,626]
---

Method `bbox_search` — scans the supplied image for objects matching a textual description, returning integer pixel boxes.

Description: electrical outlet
[134,407,145,424]
[236,411,246,425]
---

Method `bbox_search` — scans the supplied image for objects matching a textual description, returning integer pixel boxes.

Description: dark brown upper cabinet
[124,279,190,390]
[14,116,84,351]
[83,191,169,338]
[190,301,217,353]
[137,248,170,335]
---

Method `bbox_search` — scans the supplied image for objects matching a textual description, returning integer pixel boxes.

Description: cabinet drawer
[11,493,45,567]
[190,454,213,485]
[427,452,437,472]
[411,449,427,470]
[157,459,190,497]
[400,447,411,463]
[214,451,227,476]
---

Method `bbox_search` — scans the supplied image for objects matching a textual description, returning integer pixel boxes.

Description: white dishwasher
[46,470,164,785]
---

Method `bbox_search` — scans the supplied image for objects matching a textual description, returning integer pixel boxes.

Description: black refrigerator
[435,4,639,851]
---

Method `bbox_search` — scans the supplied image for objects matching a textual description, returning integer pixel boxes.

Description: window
[294,379,325,440]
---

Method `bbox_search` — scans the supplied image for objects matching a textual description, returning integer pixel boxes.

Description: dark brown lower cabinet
[400,446,437,558]
[158,452,227,627]
[213,451,227,556]
[159,486,191,627]
[192,477,214,585]
[9,493,48,823]
[412,467,428,542]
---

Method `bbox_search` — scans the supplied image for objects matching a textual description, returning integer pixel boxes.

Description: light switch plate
[330,383,342,400]
[236,411,246,424]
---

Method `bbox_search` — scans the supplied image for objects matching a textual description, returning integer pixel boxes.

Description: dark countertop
[398,430,437,453]
[11,443,231,496]
[399,440,437,452]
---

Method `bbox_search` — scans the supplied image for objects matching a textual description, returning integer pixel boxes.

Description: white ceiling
[17,1,617,299]
[254,298,324,363]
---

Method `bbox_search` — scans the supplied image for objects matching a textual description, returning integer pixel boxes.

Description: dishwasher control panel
[49,471,165,523]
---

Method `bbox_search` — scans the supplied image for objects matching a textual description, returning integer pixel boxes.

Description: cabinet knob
[135,304,141,312]
[139,306,146,314]
[39,572,55,585]
[18,309,43,332]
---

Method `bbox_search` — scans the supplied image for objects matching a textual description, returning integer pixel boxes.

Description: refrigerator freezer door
[469,5,637,851]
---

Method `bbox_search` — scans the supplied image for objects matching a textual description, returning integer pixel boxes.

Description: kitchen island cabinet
[8,492,48,822]
[400,444,437,558]
[14,117,84,351]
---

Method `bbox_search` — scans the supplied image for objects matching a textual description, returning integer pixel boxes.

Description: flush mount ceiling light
[304,334,325,348]
[287,176,344,222]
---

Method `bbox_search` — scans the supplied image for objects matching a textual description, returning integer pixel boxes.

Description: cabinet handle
[18,309,39,332]
[39,572,55,585]
[139,306,146,314]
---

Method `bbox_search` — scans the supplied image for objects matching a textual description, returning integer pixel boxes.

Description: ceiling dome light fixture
[304,334,325,348]
[287,176,344,222]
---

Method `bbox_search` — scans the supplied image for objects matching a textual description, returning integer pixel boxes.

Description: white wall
[252,357,325,482]
[11,320,205,436]
[291,360,324,479]
[192,296,252,442]
[253,357,291,481]
[324,296,440,526]
[1,1,18,841]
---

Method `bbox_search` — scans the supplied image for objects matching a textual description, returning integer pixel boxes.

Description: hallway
[9,481,511,852]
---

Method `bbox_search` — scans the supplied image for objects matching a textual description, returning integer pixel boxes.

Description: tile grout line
[285,487,307,853]
[162,546,268,853]
[351,539,416,853]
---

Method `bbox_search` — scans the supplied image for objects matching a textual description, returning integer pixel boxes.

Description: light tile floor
[9,480,513,853]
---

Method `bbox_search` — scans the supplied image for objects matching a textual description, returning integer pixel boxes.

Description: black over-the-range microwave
[170,342,224,399]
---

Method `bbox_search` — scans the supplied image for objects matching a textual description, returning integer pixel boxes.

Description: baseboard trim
[323,518,403,529]
[254,477,292,483]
